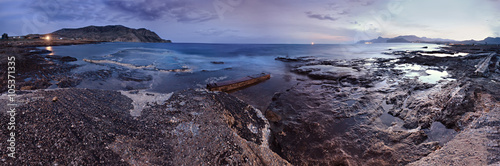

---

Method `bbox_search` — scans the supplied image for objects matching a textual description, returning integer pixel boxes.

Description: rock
[265,110,281,122]
[266,83,439,165]
[118,71,153,82]
[210,61,224,64]
[409,93,500,166]
[80,69,112,81]
[60,56,78,62]
[269,49,500,165]
[57,77,82,88]
[474,52,495,76]
[275,56,315,62]
[45,55,78,62]
[0,88,290,165]
[20,86,34,90]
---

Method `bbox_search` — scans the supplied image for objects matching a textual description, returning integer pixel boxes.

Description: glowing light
[45,36,51,41]
[311,42,315,45]
[45,46,54,55]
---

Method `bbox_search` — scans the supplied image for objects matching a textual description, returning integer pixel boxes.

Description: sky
[0,0,499,44]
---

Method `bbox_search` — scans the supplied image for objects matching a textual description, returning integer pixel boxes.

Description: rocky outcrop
[0,89,289,165]
[409,93,500,166]
[51,25,170,43]
[270,57,439,165]
[270,50,500,165]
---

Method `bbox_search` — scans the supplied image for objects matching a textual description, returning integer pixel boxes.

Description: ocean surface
[42,42,441,110]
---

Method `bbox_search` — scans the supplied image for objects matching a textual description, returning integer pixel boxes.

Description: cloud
[28,0,108,22]
[196,28,237,36]
[103,0,218,22]
[28,0,217,23]
[305,11,338,21]
[167,5,217,23]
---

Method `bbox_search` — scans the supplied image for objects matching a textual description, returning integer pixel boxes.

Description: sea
[42,42,441,110]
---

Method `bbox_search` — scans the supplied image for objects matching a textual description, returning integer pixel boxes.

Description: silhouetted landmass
[359,35,500,45]
[358,35,457,44]
[483,37,500,44]
[386,37,411,43]
[50,25,171,43]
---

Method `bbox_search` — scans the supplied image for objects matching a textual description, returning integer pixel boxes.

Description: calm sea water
[42,42,441,110]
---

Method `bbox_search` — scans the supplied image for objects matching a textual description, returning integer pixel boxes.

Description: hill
[50,25,171,43]
[358,35,457,44]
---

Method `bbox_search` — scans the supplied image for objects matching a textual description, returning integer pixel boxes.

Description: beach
[1,40,499,165]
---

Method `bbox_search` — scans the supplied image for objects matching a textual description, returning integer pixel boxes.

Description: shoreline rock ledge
[0,88,290,165]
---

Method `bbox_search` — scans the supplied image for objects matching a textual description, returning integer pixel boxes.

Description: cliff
[50,25,171,43]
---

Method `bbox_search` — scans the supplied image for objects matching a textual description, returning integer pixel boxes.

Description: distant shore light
[45,36,51,41]
[311,42,314,45]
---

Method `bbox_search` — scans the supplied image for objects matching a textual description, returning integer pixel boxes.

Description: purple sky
[1,0,499,44]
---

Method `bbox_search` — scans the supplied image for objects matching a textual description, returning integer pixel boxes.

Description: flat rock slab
[0,88,289,165]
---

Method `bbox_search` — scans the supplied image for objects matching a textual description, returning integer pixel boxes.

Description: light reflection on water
[45,46,54,55]
[420,70,453,84]
[395,64,453,84]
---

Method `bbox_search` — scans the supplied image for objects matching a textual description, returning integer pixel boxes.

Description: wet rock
[56,76,82,88]
[45,55,78,62]
[275,56,315,62]
[290,62,378,87]
[269,49,500,165]
[60,56,78,62]
[80,69,112,81]
[210,61,224,64]
[118,72,153,82]
[409,93,500,166]
[266,82,440,165]
[0,45,84,92]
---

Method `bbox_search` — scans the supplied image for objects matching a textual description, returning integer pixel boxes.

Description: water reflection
[45,46,54,55]
[420,70,452,84]
[424,121,457,145]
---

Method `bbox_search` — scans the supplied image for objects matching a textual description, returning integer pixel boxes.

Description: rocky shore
[1,40,290,165]
[0,88,290,165]
[1,41,499,165]
[269,45,499,165]
[0,40,98,93]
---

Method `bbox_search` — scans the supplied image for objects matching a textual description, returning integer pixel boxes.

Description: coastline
[0,40,103,93]
[1,41,499,165]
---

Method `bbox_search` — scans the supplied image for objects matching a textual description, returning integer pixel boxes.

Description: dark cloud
[102,0,217,22]
[28,0,217,23]
[305,11,338,21]
[103,0,176,21]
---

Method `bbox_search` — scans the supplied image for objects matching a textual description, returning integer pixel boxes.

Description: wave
[83,59,192,72]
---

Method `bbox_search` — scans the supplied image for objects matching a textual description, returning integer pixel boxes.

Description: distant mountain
[358,35,457,44]
[50,25,171,43]
[386,37,410,43]
[482,37,500,44]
